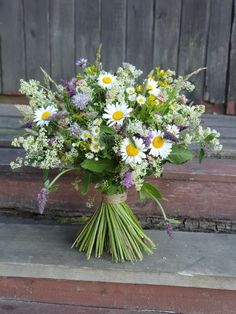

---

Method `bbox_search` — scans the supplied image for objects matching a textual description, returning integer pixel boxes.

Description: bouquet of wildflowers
[11,48,222,262]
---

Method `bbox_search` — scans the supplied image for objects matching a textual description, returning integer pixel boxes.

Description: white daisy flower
[120,137,146,164]
[91,126,100,136]
[90,143,101,153]
[126,86,135,95]
[146,78,158,93]
[149,131,172,159]
[85,152,94,159]
[98,72,116,89]
[34,105,57,127]
[103,103,132,127]
[136,95,146,105]
[80,130,90,140]
[93,118,102,126]
[128,94,136,102]
[166,125,180,138]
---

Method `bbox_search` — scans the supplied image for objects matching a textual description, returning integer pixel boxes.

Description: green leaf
[205,133,215,143]
[198,147,205,163]
[81,158,116,173]
[167,146,193,164]
[139,182,163,202]
[81,172,91,195]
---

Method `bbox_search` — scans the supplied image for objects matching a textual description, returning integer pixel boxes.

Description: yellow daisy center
[102,76,112,84]
[41,111,51,120]
[152,136,164,149]
[126,144,140,157]
[147,84,153,90]
[112,111,124,120]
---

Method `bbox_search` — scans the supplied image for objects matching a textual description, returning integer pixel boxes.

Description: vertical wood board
[101,0,126,70]
[153,0,182,72]
[50,0,75,82]
[0,0,25,93]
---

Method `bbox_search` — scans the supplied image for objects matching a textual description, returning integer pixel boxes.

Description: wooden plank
[1,277,236,314]
[50,0,75,82]
[75,0,100,65]
[227,0,236,115]
[204,0,233,104]
[126,0,154,74]
[0,117,22,129]
[0,104,23,117]
[0,300,148,314]
[23,0,50,80]
[178,0,210,103]
[153,0,182,71]
[0,0,25,93]
[101,0,126,70]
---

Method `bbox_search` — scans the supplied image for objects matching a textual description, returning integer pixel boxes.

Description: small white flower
[91,126,100,136]
[80,130,90,140]
[166,125,180,138]
[128,94,136,102]
[91,136,99,144]
[149,131,172,159]
[98,72,116,89]
[90,143,101,153]
[136,95,146,105]
[120,137,146,164]
[150,88,168,102]
[34,105,57,127]
[146,78,158,93]
[126,86,135,95]
[103,103,132,127]
[85,152,94,159]
[93,118,102,126]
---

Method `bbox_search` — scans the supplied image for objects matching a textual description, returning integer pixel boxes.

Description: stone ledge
[0,219,235,291]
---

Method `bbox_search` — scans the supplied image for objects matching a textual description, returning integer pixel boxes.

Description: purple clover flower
[71,93,90,110]
[70,123,81,136]
[75,58,88,68]
[164,131,178,143]
[165,220,173,239]
[121,171,134,188]
[37,188,48,214]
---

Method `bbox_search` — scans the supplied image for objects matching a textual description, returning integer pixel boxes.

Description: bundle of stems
[72,196,155,262]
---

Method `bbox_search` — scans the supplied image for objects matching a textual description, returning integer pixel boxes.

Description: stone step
[0,219,235,313]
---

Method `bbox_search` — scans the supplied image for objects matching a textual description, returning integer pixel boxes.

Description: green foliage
[139,182,163,202]
[81,158,116,174]
[167,145,193,164]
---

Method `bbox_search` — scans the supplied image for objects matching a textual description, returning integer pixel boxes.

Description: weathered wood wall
[0,0,235,112]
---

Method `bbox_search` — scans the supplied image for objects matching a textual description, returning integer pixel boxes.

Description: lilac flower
[75,57,88,68]
[71,93,90,110]
[70,123,81,136]
[143,131,154,146]
[37,188,48,214]
[165,220,173,239]
[62,79,75,96]
[164,131,179,143]
[46,112,67,121]
[21,121,34,129]
[177,125,188,132]
[121,171,134,188]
